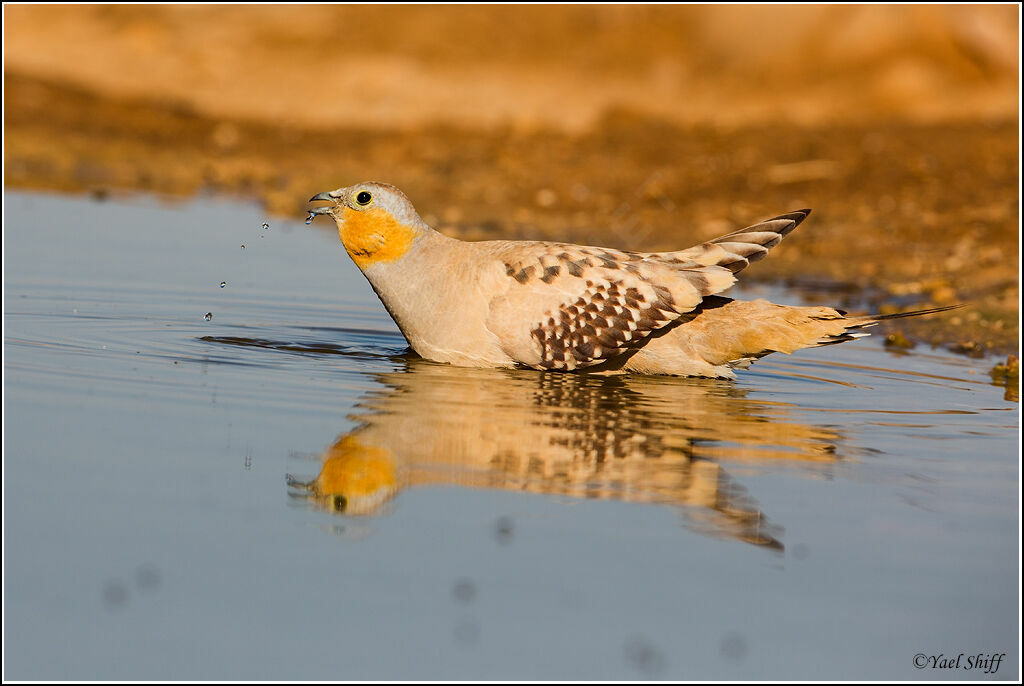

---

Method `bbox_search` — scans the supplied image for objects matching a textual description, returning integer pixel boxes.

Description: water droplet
[240,244,246,250]
[203,312,213,321]
[494,516,514,544]
[452,579,476,604]
[136,564,161,591]
[720,633,748,661]
[624,636,667,674]
[102,580,129,608]
[305,211,315,225]
[262,222,270,230]
[220,281,226,288]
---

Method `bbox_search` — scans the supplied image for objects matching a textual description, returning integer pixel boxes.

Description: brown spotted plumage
[485,239,740,370]
[309,184,960,377]
[530,279,669,370]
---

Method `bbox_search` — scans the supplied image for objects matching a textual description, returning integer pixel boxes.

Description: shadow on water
[199,329,411,362]
[278,357,853,550]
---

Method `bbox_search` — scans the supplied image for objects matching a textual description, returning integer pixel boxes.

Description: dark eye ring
[356,191,372,206]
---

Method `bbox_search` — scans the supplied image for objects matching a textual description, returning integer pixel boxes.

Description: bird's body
[308,182,954,378]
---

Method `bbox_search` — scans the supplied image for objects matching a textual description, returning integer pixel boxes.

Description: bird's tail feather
[661,298,964,371]
[649,209,812,276]
[814,304,965,346]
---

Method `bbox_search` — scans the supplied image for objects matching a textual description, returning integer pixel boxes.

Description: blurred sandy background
[3,4,1020,357]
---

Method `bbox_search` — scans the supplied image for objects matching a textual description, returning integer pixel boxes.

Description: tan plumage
[308,182,958,378]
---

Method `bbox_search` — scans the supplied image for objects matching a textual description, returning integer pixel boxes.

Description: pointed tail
[816,304,965,346]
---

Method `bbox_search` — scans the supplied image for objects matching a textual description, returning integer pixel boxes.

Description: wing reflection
[288,360,845,549]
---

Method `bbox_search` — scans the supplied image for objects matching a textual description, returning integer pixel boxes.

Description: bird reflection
[288,360,845,549]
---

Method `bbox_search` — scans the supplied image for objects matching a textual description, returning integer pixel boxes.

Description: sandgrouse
[308,182,955,377]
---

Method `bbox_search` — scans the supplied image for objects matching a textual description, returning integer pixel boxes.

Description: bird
[307,182,958,378]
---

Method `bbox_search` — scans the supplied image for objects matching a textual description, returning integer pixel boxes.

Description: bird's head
[287,435,400,516]
[307,182,427,269]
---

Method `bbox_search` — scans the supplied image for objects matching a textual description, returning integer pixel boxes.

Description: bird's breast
[359,244,514,368]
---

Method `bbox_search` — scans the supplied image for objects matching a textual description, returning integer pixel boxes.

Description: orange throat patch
[337,206,417,269]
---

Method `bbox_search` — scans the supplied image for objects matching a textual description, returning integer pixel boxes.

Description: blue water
[3,191,1018,679]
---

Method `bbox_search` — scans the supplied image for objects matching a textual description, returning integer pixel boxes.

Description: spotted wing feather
[485,243,735,370]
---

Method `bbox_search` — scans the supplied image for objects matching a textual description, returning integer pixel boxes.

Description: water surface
[4,191,1018,679]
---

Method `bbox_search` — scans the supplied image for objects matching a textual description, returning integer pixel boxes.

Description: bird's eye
[356,191,373,206]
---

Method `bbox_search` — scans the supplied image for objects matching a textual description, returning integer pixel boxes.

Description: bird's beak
[309,191,338,203]
[306,190,343,223]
